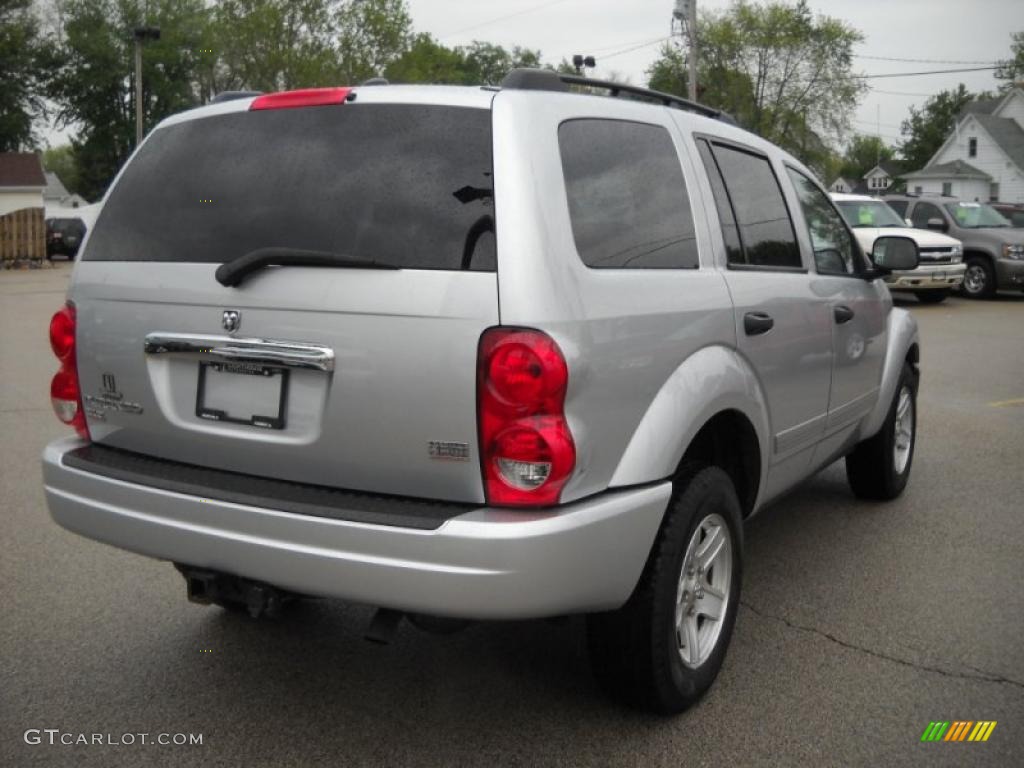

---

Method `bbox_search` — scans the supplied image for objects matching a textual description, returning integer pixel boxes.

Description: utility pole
[133,26,161,147]
[672,0,698,101]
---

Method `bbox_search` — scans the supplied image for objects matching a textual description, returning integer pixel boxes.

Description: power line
[601,36,671,61]
[438,0,576,40]
[870,88,937,97]
[854,54,999,66]
[588,35,669,54]
[855,66,1000,79]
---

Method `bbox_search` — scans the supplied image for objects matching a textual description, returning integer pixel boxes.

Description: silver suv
[42,70,922,714]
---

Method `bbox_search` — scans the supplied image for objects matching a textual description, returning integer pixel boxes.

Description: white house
[829,176,857,193]
[862,161,901,192]
[903,87,1024,203]
[0,152,46,217]
[43,171,89,215]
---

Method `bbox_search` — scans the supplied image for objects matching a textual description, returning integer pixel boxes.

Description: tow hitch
[175,564,295,619]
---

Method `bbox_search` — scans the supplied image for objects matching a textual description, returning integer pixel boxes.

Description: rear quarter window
[84,104,496,271]
[558,119,699,269]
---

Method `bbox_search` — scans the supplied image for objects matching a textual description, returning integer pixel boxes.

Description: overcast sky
[408,0,1024,148]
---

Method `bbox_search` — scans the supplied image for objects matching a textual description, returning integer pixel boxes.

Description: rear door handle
[743,312,774,336]
[834,305,855,324]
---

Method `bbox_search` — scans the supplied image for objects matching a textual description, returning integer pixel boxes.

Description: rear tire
[846,362,918,500]
[916,290,948,304]
[587,463,743,714]
[961,256,995,299]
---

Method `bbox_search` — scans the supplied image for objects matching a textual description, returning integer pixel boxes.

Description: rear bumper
[995,258,1024,288]
[42,438,670,619]
[886,263,965,291]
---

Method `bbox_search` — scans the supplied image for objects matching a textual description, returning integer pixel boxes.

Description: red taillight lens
[249,87,352,111]
[48,302,89,440]
[478,328,575,506]
[49,304,76,361]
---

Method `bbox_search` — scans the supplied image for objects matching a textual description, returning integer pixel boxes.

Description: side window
[559,119,699,269]
[695,139,743,263]
[911,202,942,229]
[699,141,802,268]
[785,168,859,275]
[887,200,908,217]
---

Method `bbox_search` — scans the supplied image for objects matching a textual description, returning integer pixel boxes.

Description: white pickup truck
[831,193,965,303]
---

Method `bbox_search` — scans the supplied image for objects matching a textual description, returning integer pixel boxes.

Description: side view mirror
[872,235,919,273]
[926,217,947,231]
[904,218,913,227]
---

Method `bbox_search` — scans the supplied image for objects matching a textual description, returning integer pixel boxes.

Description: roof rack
[499,68,737,125]
[211,90,263,104]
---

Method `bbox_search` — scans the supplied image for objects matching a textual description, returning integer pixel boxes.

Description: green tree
[898,85,990,171]
[42,145,81,195]
[646,43,687,96]
[213,0,340,92]
[648,0,865,175]
[839,134,894,181]
[0,0,48,150]
[46,0,212,200]
[459,41,543,85]
[385,34,472,84]
[995,30,1024,90]
[337,0,412,82]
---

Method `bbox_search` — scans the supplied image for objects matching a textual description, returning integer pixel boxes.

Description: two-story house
[902,87,1024,203]
[829,160,902,195]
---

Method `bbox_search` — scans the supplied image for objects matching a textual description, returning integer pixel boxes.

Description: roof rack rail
[499,68,737,125]
[211,90,263,104]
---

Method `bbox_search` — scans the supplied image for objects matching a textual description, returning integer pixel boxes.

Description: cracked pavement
[1,265,1022,767]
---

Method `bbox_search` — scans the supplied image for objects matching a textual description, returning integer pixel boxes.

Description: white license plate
[195,362,288,429]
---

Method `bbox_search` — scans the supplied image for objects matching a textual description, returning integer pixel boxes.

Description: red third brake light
[249,87,353,111]
[48,302,89,441]
[478,328,575,507]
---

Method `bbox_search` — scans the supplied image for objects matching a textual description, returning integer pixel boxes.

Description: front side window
[786,168,859,275]
[911,202,945,229]
[559,119,699,269]
[697,141,801,268]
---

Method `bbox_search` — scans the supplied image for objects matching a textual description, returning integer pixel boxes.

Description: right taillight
[49,302,89,440]
[478,328,575,506]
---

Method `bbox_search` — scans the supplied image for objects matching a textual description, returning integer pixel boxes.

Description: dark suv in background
[886,195,1024,297]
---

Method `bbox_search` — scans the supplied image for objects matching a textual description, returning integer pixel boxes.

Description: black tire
[961,256,995,299]
[916,290,948,304]
[845,362,918,500]
[587,462,743,714]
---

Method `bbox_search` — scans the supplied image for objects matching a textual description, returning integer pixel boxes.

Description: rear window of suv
[84,104,496,271]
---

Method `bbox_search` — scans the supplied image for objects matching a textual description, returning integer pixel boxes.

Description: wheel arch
[609,345,770,517]
[860,307,919,439]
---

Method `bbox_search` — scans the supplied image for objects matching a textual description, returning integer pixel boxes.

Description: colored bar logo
[921,721,997,742]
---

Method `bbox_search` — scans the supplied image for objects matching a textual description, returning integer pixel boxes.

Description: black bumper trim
[62,444,478,531]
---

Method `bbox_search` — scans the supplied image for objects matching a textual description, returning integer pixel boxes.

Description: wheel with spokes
[587,462,743,714]
[846,361,918,500]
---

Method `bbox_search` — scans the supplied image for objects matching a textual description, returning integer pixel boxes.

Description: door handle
[743,312,774,336]
[834,305,855,324]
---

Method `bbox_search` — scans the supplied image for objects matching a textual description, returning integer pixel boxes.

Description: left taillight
[49,302,89,440]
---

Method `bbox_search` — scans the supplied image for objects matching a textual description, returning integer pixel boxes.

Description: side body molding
[609,345,771,509]
[858,306,919,440]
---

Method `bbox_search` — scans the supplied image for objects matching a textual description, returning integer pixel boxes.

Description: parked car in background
[45,216,87,260]
[831,193,964,304]
[885,195,1024,298]
[990,202,1024,227]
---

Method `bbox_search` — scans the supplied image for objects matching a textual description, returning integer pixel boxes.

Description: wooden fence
[0,207,46,265]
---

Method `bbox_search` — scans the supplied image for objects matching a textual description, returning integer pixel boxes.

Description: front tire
[961,256,995,299]
[846,361,918,500]
[587,463,743,714]
[916,290,948,304]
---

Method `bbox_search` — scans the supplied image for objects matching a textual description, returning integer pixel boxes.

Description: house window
[942,182,952,196]
[990,182,1000,202]
[914,186,923,194]
[968,137,977,158]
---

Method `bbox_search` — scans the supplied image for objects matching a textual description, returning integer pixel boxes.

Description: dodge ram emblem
[222,310,241,334]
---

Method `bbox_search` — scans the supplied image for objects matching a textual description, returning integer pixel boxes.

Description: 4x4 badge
[222,310,241,333]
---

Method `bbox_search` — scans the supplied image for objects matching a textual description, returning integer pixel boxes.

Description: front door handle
[743,312,774,336]
[834,305,855,324]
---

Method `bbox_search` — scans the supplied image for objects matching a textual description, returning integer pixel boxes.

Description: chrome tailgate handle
[144,333,335,372]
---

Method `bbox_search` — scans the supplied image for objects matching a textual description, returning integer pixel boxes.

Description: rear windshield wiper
[216,247,399,287]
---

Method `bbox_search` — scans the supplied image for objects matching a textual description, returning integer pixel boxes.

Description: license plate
[195,362,288,429]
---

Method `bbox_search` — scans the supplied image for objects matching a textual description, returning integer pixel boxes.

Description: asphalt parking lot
[1,263,1022,767]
